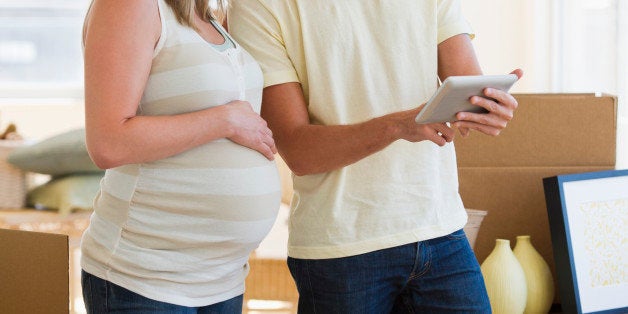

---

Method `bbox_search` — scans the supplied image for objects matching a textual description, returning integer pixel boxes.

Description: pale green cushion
[27,174,103,215]
[7,128,101,176]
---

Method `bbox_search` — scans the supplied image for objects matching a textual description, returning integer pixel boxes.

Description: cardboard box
[454,93,617,303]
[0,228,69,314]
[459,166,611,294]
[456,93,617,167]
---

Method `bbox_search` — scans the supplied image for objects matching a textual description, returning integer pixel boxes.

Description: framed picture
[543,169,628,314]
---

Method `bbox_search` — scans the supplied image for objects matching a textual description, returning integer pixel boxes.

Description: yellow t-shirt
[230,0,473,259]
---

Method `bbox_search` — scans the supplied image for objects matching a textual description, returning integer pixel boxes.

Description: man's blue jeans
[287,229,491,314]
[81,270,243,314]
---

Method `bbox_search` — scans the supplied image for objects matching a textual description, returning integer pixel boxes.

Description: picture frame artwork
[543,169,628,314]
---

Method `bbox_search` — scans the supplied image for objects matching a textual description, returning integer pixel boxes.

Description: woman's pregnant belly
[100,139,281,253]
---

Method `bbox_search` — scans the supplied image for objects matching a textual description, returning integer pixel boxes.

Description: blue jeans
[81,270,243,314]
[287,229,491,314]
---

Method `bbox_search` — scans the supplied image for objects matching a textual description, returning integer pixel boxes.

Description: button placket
[226,50,246,100]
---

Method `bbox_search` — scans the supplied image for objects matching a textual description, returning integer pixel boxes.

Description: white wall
[462,0,552,93]
[0,101,85,140]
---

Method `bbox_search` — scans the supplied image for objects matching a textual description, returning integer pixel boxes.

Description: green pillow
[27,174,103,215]
[7,128,102,176]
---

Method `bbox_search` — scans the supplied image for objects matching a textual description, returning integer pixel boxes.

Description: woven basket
[0,140,28,208]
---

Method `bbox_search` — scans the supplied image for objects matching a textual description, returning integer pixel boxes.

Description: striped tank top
[80,0,281,307]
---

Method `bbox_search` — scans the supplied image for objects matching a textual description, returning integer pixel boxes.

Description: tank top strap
[153,0,170,57]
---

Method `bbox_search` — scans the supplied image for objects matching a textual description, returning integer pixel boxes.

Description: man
[230,1,522,312]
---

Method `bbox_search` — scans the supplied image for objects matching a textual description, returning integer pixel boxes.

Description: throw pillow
[7,128,101,176]
[27,174,103,215]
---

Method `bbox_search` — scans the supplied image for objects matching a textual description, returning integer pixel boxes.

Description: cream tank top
[80,0,281,307]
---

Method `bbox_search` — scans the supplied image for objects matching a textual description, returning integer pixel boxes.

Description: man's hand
[453,69,524,137]
[393,105,455,146]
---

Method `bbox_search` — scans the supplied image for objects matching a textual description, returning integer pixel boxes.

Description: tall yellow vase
[481,239,527,314]
[513,235,554,314]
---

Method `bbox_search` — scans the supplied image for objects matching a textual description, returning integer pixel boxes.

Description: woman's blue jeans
[287,229,491,314]
[81,270,243,314]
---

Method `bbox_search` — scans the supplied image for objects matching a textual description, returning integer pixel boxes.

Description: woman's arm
[83,0,275,169]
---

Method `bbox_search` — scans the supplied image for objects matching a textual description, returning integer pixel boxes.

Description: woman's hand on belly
[220,100,277,160]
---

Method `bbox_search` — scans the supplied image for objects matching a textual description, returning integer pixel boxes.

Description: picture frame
[543,169,628,314]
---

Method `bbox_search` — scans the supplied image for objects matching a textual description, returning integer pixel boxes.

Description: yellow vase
[513,235,554,314]
[481,239,527,314]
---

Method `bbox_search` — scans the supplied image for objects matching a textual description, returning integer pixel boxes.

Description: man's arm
[438,34,524,136]
[261,83,455,176]
[438,34,483,78]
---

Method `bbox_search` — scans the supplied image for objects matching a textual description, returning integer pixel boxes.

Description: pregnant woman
[80,0,281,313]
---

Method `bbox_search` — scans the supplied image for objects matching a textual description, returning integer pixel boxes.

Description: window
[553,0,628,168]
[0,0,91,102]
[465,0,627,168]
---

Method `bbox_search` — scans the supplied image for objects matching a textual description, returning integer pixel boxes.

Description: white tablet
[414,74,518,124]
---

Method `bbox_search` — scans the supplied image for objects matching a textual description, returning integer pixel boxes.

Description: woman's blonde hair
[83,1,227,44]
[164,0,228,28]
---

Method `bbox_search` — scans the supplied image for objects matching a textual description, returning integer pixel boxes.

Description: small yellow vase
[514,235,554,314]
[481,239,527,314]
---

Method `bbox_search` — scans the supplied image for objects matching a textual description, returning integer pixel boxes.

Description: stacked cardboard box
[454,93,617,301]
